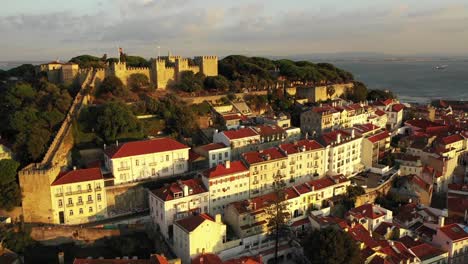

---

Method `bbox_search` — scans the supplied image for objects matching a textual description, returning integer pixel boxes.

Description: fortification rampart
[19,69,97,223]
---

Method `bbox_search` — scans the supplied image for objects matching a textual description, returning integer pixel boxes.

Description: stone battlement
[127,66,150,71]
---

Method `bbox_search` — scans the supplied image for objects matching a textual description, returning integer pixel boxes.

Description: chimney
[351,129,355,138]
[225,160,231,169]
[116,140,119,146]
[337,133,342,143]
[73,166,76,171]
[215,214,222,223]
[103,143,106,150]
[58,252,65,264]
[438,215,445,227]
[183,185,189,197]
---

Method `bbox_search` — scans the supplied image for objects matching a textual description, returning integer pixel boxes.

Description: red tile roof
[191,254,223,264]
[440,134,464,145]
[375,109,386,116]
[73,259,150,264]
[409,243,447,261]
[242,147,286,164]
[448,183,468,192]
[391,104,405,112]
[104,138,189,159]
[150,178,208,201]
[438,223,468,241]
[175,213,214,233]
[278,139,323,154]
[199,143,228,152]
[353,123,380,134]
[222,127,258,140]
[204,161,248,178]
[378,241,416,263]
[319,129,357,146]
[290,218,310,227]
[397,236,424,248]
[253,124,285,137]
[222,256,262,264]
[52,168,103,186]
[347,224,380,248]
[367,130,390,143]
[188,150,203,162]
[447,197,468,215]
[348,204,388,220]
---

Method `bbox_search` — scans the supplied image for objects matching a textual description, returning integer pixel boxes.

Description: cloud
[1,1,468,60]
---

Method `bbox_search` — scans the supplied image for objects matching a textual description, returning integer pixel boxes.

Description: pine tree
[265,173,291,264]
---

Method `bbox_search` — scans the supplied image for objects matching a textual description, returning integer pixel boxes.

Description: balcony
[66,203,74,207]
[95,187,102,191]
[149,162,157,166]
[118,167,130,171]
[87,200,94,204]
[76,201,83,206]
[55,193,63,197]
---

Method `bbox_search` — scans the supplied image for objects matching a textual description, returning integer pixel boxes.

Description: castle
[39,52,218,89]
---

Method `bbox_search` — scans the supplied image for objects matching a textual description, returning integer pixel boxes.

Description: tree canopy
[303,227,362,264]
[69,55,106,68]
[0,159,21,211]
[93,102,142,142]
[97,76,128,98]
[128,73,150,91]
[367,89,396,101]
[0,81,72,163]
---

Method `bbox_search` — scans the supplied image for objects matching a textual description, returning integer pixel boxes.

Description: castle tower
[195,56,218,77]
[151,58,175,89]
[110,61,128,86]
[175,58,189,81]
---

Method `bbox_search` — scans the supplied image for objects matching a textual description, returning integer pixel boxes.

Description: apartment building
[50,168,107,225]
[202,161,250,216]
[278,139,326,183]
[319,129,364,176]
[213,128,260,159]
[224,174,350,238]
[173,213,226,264]
[241,148,288,197]
[361,130,391,168]
[432,223,468,264]
[193,143,231,169]
[104,138,190,185]
[346,203,393,231]
[300,105,339,135]
[148,178,209,239]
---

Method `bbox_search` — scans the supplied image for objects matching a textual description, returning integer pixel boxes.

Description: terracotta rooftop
[391,104,405,112]
[438,223,468,241]
[409,243,447,261]
[347,224,380,248]
[203,161,248,179]
[150,178,207,201]
[52,168,103,186]
[319,129,358,146]
[397,236,424,248]
[191,253,222,264]
[378,241,416,263]
[353,123,380,134]
[440,134,464,145]
[222,127,258,140]
[198,143,228,152]
[104,138,189,159]
[375,109,386,116]
[222,256,262,264]
[175,213,214,233]
[278,139,323,155]
[73,254,169,264]
[252,124,285,137]
[367,130,390,143]
[348,204,389,220]
[242,147,286,164]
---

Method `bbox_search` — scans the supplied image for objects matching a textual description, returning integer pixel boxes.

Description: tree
[97,76,128,97]
[303,227,362,264]
[128,73,150,91]
[0,159,21,211]
[265,174,291,264]
[96,102,142,142]
[0,159,19,185]
[367,89,395,101]
[204,76,230,91]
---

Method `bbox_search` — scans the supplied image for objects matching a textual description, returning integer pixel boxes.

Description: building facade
[104,138,190,185]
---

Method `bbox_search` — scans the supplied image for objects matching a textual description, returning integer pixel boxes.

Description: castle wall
[196,56,218,77]
[105,183,148,217]
[296,83,354,102]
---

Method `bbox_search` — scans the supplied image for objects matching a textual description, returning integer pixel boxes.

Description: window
[58,199,63,207]
[88,195,92,202]
[77,185,81,192]
[212,154,216,160]
[87,184,92,191]
[79,208,83,214]
[152,168,156,175]
[218,153,222,159]
[78,196,83,203]
[97,194,102,202]
[66,186,72,193]
[68,198,73,205]
[166,155,169,161]
[225,152,228,158]
[136,160,139,166]
[69,210,74,216]
[89,207,93,213]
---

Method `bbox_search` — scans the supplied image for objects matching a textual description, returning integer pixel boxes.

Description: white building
[346,203,393,231]
[202,161,250,216]
[104,138,190,185]
[148,178,209,239]
[432,223,468,264]
[173,213,226,264]
[213,127,260,158]
[193,143,231,168]
[319,129,364,177]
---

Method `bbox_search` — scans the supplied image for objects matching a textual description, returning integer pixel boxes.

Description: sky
[1,0,468,61]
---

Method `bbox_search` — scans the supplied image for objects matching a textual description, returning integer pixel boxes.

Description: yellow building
[0,139,12,160]
[50,168,107,225]
[432,223,468,264]
[173,213,226,264]
[241,148,288,197]
[278,139,326,183]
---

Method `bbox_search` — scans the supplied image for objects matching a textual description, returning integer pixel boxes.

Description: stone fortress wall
[43,54,218,90]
